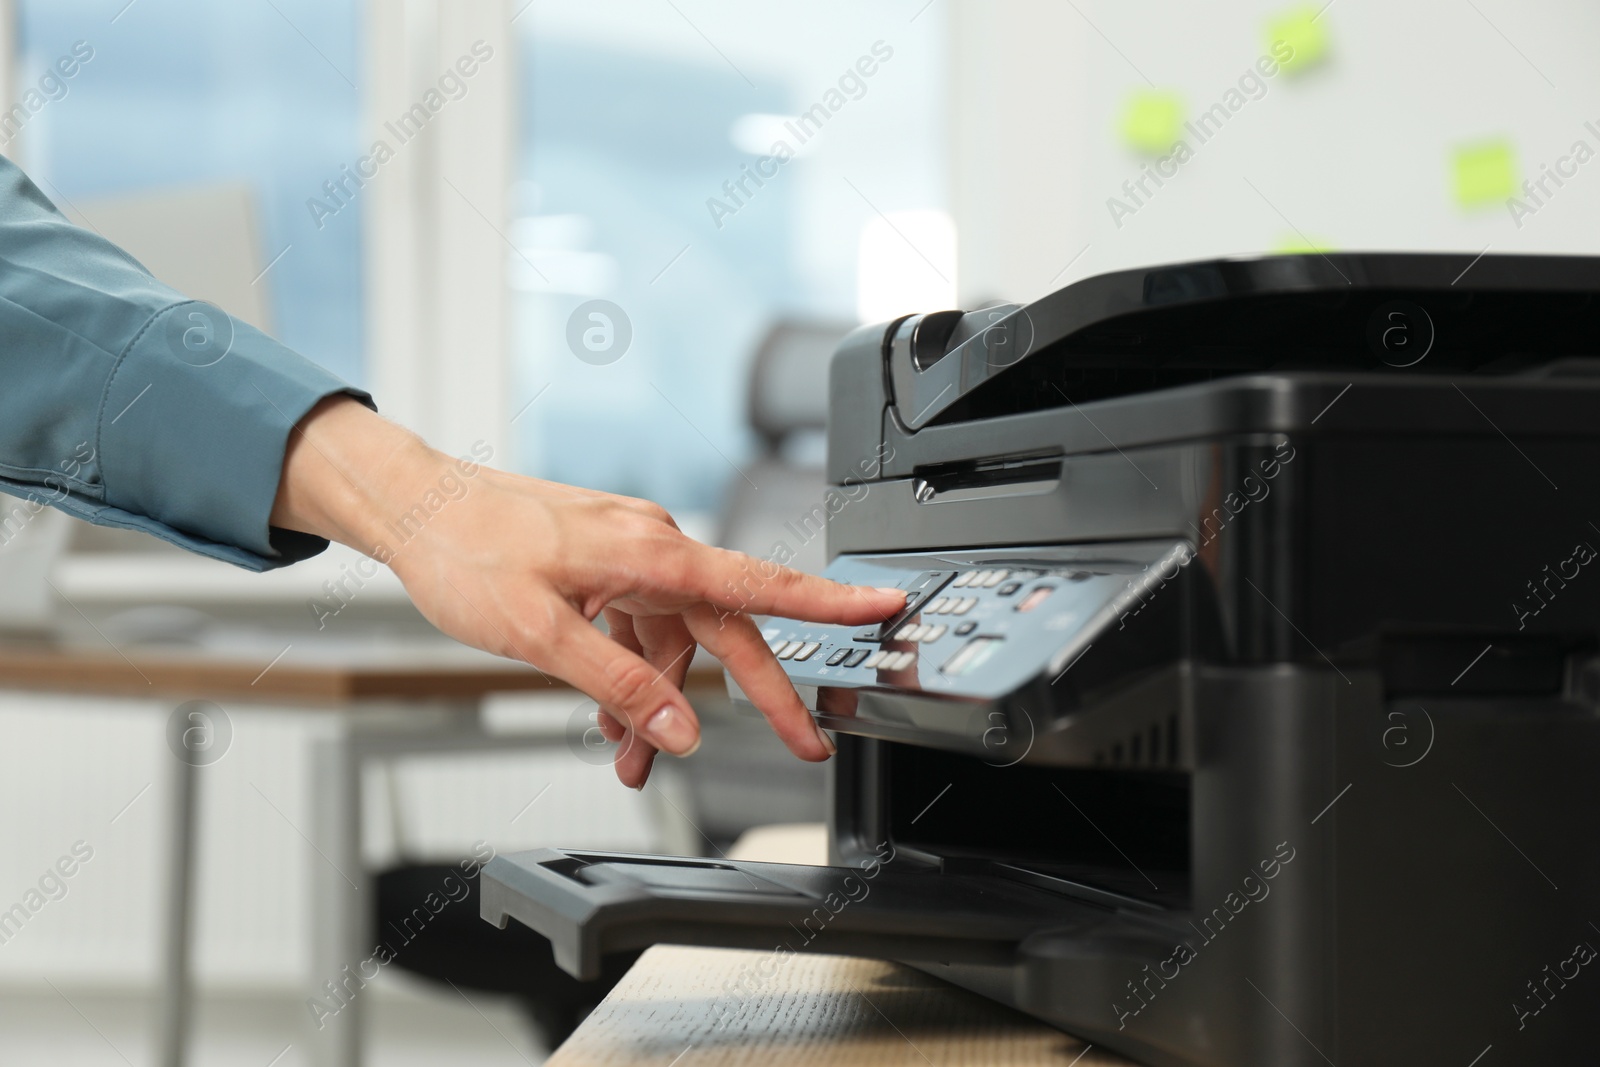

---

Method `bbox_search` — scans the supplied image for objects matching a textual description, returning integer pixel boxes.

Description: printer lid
[893,252,1600,430]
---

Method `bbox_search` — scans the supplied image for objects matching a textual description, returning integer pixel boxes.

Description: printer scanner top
[830,250,1600,491]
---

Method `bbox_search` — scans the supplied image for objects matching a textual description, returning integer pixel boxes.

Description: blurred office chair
[675,319,858,844]
[713,319,856,577]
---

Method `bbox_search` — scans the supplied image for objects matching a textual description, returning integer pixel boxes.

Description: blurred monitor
[59,182,272,334]
[0,502,71,634]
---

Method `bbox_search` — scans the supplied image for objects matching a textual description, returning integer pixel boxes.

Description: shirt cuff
[96,302,373,571]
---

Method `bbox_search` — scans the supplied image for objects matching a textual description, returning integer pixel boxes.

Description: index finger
[690,545,906,624]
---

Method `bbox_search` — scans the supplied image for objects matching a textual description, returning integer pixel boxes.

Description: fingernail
[814,719,836,757]
[645,704,701,757]
[875,588,908,616]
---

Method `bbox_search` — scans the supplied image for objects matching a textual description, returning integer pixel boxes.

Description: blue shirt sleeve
[0,152,372,571]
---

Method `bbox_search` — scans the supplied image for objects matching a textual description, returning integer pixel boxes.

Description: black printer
[482,253,1600,1066]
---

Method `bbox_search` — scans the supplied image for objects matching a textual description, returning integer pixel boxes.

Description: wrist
[270,395,447,561]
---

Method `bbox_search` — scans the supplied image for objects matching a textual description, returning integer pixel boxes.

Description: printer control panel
[753,543,1189,702]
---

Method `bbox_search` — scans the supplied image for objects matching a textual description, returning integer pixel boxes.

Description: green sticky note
[1453,141,1518,208]
[1276,234,1334,255]
[1120,90,1185,155]
[1266,5,1329,74]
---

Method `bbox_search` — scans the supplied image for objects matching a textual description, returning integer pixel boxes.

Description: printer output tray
[480,848,1113,982]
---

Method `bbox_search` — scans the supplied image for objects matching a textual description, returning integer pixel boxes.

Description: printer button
[968,570,993,587]
[952,597,978,615]
[843,648,871,668]
[951,572,975,588]
[864,650,888,669]
[922,624,948,642]
[926,597,949,614]
[885,651,916,671]
[876,570,958,640]
[982,570,1008,588]
[1015,586,1056,613]
[997,581,1022,596]
[825,648,850,666]
[792,642,821,662]
[894,624,921,642]
[775,641,804,660]
[955,621,978,636]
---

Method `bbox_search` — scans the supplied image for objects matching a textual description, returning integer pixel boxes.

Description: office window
[12,0,365,385]
[512,2,949,514]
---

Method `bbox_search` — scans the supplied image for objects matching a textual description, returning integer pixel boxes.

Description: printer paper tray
[480,848,1110,981]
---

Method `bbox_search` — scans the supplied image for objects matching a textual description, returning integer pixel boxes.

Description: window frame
[363,0,515,460]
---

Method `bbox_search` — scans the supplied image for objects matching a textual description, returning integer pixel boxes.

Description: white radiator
[0,691,664,990]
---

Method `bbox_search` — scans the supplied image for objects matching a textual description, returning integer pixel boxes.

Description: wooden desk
[550,824,1136,1067]
[0,639,722,1067]
[0,641,724,704]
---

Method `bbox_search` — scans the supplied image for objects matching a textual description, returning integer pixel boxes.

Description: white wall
[951,0,1600,304]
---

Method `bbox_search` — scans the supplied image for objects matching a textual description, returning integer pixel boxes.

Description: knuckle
[511,616,560,663]
[720,548,763,583]
[522,598,564,643]
[705,615,763,665]
[606,658,660,713]
[613,496,674,527]
[621,511,669,545]
[769,563,805,590]
[638,500,676,527]
[627,534,691,591]
[649,537,698,590]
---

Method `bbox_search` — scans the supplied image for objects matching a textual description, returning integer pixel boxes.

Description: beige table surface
[547,824,1136,1067]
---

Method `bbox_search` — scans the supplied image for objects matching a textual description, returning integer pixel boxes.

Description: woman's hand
[270,397,904,787]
